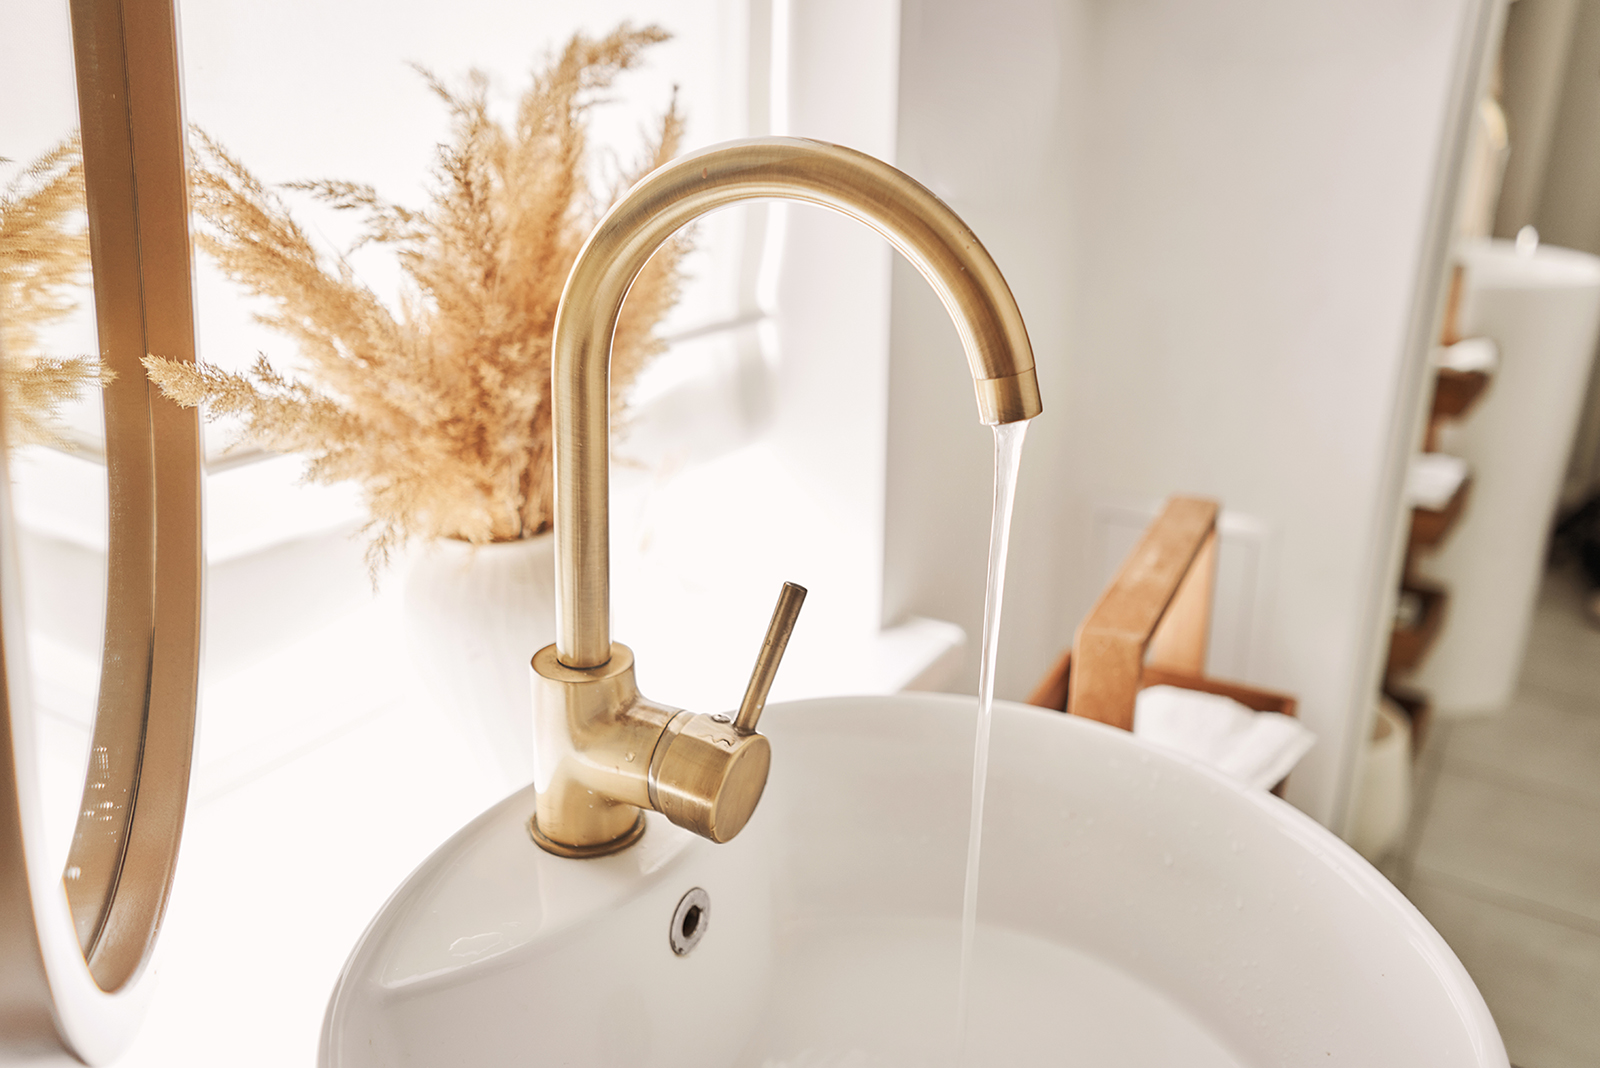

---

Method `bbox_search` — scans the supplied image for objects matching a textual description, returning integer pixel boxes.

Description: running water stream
[955,419,1030,1063]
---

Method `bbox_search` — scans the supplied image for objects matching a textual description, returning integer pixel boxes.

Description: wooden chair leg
[1065,496,1219,728]
[1148,527,1216,674]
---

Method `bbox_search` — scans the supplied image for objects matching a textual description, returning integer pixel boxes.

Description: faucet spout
[531,137,1041,856]
[550,137,1042,670]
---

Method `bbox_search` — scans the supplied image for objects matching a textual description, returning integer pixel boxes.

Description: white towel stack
[1405,452,1470,511]
[1133,685,1316,791]
[1431,336,1499,374]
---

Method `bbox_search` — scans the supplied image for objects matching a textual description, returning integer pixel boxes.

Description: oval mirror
[0,0,203,1061]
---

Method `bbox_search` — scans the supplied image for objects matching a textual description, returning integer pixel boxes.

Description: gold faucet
[529,137,1043,858]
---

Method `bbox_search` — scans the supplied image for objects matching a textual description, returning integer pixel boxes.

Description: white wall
[883,0,1492,825]
[767,0,902,631]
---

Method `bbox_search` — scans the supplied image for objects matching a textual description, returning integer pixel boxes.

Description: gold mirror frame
[0,0,201,1060]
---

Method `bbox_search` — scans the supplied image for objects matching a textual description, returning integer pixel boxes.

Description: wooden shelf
[1410,473,1472,550]
[1388,581,1447,675]
[1431,367,1491,421]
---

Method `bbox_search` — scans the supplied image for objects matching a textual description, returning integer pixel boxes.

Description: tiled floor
[1386,567,1600,1068]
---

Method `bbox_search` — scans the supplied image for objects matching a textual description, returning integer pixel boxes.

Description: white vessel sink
[320,694,1506,1067]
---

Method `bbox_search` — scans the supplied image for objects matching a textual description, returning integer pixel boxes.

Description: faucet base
[528,636,777,853]
[528,812,646,859]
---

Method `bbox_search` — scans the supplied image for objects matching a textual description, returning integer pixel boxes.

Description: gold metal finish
[528,812,646,858]
[0,0,203,1058]
[527,634,782,853]
[736,583,807,733]
[529,643,678,852]
[551,137,1042,670]
[65,0,204,992]
[975,368,1046,427]
[647,713,771,843]
[532,137,1042,856]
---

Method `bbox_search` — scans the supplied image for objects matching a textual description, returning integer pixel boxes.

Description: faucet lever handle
[734,582,807,734]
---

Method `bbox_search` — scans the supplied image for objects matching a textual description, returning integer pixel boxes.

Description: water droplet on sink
[625,751,635,762]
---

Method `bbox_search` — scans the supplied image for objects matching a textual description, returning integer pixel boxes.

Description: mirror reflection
[0,0,110,883]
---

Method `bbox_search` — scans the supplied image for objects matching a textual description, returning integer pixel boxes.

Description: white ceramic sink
[320,694,1506,1067]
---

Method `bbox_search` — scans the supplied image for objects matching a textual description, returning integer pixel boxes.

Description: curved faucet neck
[548,137,1042,669]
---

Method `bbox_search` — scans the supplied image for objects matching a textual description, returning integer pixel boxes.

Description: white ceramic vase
[403,533,557,789]
[1348,698,1413,862]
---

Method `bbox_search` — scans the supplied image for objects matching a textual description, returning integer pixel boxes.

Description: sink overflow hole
[670,888,710,956]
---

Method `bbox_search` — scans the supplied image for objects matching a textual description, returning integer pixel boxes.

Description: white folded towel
[1405,452,1469,511]
[1432,336,1499,374]
[1133,685,1316,791]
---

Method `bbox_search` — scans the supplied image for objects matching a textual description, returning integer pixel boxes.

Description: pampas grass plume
[146,24,688,571]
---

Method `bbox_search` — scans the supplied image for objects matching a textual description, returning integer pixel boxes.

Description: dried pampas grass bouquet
[146,24,688,570]
[0,135,110,448]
